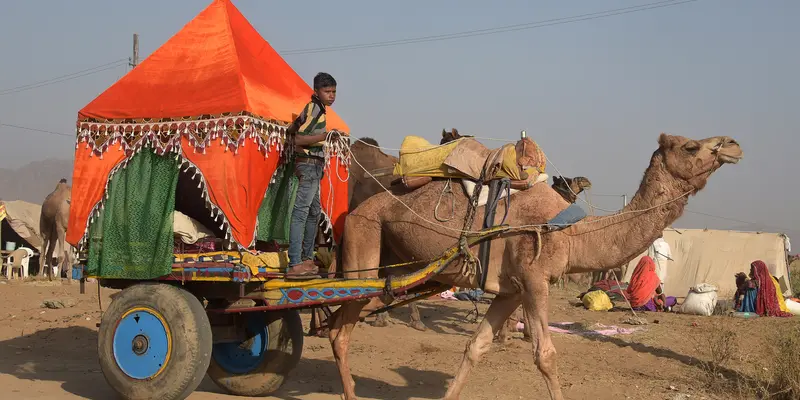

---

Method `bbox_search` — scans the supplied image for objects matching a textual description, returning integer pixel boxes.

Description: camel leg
[58,229,69,282]
[38,236,49,278]
[443,294,520,399]
[44,238,55,280]
[328,300,368,400]
[521,279,563,400]
[522,308,532,342]
[408,302,427,331]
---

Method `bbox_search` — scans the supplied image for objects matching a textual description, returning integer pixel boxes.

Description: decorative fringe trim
[74,125,352,253]
[76,115,286,158]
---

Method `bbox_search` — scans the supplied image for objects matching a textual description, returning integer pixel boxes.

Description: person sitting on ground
[625,256,676,312]
[733,272,756,312]
[749,260,793,317]
[284,72,338,280]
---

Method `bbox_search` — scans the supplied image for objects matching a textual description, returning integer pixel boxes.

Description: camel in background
[329,133,742,400]
[39,179,73,281]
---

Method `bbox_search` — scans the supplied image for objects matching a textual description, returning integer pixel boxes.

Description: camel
[345,135,597,335]
[39,178,73,282]
[328,133,742,399]
[343,134,597,335]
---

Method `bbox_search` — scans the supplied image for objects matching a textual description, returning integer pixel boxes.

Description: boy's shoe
[285,260,321,280]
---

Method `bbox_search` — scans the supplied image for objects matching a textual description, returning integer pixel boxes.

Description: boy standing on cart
[285,72,338,279]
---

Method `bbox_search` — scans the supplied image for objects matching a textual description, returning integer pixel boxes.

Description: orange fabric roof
[78,0,348,132]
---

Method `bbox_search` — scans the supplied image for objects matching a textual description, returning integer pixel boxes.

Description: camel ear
[658,133,672,148]
[452,128,459,136]
[442,129,447,138]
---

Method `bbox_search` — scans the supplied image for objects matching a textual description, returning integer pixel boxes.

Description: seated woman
[734,271,757,312]
[625,256,677,312]
[748,260,793,317]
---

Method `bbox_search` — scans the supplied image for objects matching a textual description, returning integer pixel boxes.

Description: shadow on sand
[0,325,452,399]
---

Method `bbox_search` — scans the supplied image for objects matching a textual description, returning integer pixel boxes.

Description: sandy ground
[0,279,794,400]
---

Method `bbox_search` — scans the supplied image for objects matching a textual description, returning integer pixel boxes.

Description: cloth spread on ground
[626,256,661,308]
[257,164,299,245]
[392,136,546,181]
[86,148,179,279]
[752,260,793,317]
[515,321,641,336]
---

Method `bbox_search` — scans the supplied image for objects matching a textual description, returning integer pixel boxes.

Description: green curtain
[86,148,179,279]
[256,163,298,245]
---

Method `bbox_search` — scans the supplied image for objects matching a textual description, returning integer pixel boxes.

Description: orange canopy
[67,0,350,250]
[79,0,348,131]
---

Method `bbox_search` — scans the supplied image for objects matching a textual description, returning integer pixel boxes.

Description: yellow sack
[582,290,613,311]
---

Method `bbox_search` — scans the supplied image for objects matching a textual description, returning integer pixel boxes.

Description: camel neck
[564,153,692,273]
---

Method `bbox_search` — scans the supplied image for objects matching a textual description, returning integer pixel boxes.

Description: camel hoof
[409,321,427,332]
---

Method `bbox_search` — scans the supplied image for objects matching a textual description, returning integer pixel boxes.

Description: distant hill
[0,159,74,204]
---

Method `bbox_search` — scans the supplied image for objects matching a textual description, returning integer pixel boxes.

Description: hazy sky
[0,0,797,240]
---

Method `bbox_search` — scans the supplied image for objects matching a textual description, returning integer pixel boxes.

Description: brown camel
[346,135,597,335]
[329,133,742,399]
[39,178,73,281]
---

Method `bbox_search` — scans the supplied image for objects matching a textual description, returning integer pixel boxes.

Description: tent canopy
[623,229,792,297]
[67,0,350,250]
[1,200,43,252]
[78,0,348,132]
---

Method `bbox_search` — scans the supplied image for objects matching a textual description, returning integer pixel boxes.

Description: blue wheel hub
[212,314,270,374]
[112,307,171,380]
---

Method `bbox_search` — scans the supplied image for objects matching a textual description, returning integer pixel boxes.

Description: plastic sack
[582,290,613,311]
[679,283,718,316]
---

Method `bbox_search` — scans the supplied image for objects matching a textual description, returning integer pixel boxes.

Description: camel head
[552,176,592,204]
[440,128,472,144]
[656,133,742,193]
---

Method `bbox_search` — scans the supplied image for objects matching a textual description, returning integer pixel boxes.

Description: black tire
[98,283,212,400]
[207,309,304,396]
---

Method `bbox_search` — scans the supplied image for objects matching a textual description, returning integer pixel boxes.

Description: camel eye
[683,141,700,155]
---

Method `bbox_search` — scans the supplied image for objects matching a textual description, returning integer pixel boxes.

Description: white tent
[623,229,791,298]
[1,200,43,252]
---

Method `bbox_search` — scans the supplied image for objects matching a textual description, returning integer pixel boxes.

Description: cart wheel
[98,283,212,400]
[207,309,304,396]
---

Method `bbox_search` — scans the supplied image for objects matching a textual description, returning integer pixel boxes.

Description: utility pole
[129,33,139,68]
[622,194,628,208]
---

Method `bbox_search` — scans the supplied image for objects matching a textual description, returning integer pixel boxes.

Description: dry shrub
[696,320,769,399]
[767,322,800,399]
[697,319,800,399]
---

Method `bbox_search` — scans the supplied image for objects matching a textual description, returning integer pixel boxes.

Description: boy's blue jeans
[288,162,324,267]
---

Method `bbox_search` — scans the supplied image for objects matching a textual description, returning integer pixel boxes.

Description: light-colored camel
[39,179,73,281]
[329,133,742,400]
[496,175,593,344]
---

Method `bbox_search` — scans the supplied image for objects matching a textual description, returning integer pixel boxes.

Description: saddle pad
[460,173,549,208]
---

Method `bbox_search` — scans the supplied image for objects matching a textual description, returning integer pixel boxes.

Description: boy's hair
[313,72,337,90]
